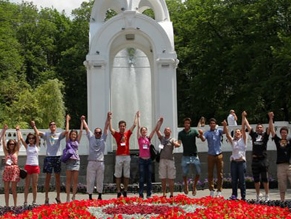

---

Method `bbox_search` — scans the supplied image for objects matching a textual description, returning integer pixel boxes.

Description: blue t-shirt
[204,129,223,155]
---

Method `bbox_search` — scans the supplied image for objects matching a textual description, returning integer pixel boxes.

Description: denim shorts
[181,155,201,176]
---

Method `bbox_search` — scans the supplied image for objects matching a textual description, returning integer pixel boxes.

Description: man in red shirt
[108,111,138,198]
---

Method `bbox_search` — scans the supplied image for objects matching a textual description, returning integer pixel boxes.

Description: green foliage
[0,0,24,78]
[170,0,291,125]
[33,79,66,128]
[0,78,65,129]
[0,0,290,129]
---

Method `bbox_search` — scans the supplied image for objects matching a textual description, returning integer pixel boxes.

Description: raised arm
[198,129,206,142]
[103,113,110,135]
[82,116,90,134]
[108,112,115,135]
[31,121,43,137]
[65,114,71,142]
[136,111,141,139]
[148,117,160,140]
[155,117,164,139]
[0,125,5,142]
[222,120,232,144]
[241,111,247,144]
[268,112,275,137]
[129,111,138,133]
[77,116,84,142]
[244,113,252,133]
[18,129,28,149]
[15,125,21,152]
[2,124,8,155]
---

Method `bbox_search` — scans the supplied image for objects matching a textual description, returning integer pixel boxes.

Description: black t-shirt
[178,128,199,156]
[273,134,291,164]
[249,129,269,158]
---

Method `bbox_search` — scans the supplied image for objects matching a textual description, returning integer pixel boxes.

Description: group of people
[1,110,290,207]
[200,110,291,203]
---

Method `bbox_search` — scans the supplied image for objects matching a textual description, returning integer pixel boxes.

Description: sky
[10,0,89,16]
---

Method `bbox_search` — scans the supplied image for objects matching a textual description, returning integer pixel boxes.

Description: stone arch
[89,11,174,56]
[84,0,178,152]
[90,0,170,23]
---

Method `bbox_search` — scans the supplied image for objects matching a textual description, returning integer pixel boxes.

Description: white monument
[84,0,179,152]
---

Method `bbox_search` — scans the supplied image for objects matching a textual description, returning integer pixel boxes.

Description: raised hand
[107,112,112,119]
[30,121,35,128]
[242,111,247,117]
[268,112,274,119]
[66,114,71,121]
[198,129,203,135]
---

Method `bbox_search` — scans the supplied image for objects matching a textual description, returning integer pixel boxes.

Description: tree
[33,79,66,128]
[169,0,291,125]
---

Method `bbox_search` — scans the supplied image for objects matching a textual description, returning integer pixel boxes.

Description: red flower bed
[103,204,182,215]
[1,195,291,219]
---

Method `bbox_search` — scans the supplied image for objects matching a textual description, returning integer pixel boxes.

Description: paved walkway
[0,188,289,206]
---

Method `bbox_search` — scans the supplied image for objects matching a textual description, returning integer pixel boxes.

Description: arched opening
[110,48,152,150]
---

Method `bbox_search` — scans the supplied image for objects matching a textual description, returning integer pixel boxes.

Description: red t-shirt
[113,130,132,155]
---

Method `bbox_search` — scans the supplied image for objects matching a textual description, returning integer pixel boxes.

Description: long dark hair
[25,133,37,144]
[69,130,78,140]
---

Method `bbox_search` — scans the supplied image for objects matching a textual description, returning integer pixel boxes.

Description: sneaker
[229,195,237,200]
[256,193,263,202]
[216,192,222,197]
[265,194,269,202]
[117,192,122,198]
[210,190,215,197]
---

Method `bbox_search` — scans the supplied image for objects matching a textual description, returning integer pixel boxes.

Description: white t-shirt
[26,144,39,165]
[227,114,237,126]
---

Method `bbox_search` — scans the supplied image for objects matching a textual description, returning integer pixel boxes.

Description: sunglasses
[95,132,102,135]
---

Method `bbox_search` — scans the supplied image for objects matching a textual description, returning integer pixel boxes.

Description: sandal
[183,186,189,195]
[55,198,61,204]
[192,187,197,196]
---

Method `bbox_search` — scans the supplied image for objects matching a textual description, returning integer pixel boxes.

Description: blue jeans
[139,158,152,197]
[231,160,246,199]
